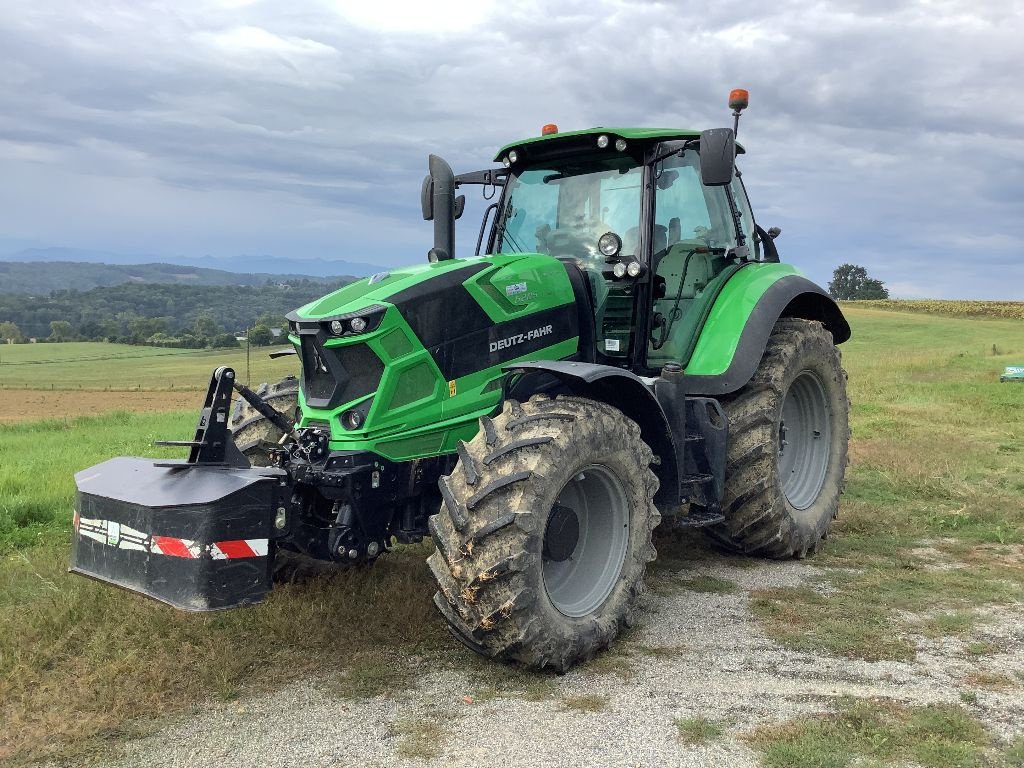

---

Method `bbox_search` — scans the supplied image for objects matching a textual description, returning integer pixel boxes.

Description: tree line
[0,280,348,347]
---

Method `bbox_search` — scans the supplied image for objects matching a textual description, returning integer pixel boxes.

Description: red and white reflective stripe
[151,535,203,559]
[211,539,269,559]
[74,511,268,559]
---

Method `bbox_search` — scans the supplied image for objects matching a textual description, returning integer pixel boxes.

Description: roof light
[596,134,609,149]
[502,155,511,168]
[614,138,627,152]
[508,150,518,164]
[729,88,749,112]
[542,123,558,135]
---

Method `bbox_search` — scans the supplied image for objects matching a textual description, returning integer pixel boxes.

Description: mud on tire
[708,318,849,558]
[427,395,661,672]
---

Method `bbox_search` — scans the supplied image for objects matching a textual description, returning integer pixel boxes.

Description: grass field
[0,341,297,390]
[1,306,1023,764]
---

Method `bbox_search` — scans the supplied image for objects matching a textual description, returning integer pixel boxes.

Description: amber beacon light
[541,123,559,135]
[729,89,749,111]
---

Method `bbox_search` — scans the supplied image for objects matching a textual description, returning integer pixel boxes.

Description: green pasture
[0,306,1023,764]
[0,341,297,390]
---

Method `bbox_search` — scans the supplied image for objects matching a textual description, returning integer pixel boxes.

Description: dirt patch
[0,389,198,422]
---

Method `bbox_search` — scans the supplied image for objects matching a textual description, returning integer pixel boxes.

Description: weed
[678,575,738,594]
[745,698,989,768]
[392,714,447,760]
[560,694,609,713]
[675,717,724,744]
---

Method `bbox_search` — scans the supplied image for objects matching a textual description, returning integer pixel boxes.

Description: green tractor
[72,91,850,671]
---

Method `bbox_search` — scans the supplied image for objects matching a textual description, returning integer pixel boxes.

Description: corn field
[845,300,1024,320]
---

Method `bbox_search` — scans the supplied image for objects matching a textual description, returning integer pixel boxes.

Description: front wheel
[708,318,849,558]
[428,395,660,672]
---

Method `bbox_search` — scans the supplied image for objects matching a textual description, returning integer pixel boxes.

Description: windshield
[495,155,643,265]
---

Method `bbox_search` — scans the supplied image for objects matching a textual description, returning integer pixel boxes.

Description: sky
[0,0,1021,298]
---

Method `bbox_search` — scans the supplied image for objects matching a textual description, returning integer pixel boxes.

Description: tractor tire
[229,375,299,462]
[708,318,849,558]
[428,395,661,672]
[229,375,333,582]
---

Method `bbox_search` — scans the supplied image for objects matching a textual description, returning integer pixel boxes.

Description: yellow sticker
[448,380,457,397]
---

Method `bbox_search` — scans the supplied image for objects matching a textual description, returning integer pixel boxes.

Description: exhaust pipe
[421,154,455,262]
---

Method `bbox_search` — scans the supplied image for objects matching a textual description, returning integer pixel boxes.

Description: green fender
[682,263,850,395]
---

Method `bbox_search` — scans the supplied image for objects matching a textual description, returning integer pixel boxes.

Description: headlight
[598,232,622,258]
[626,261,643,278]
[341,410,363,430]
[329,320,345,335]
[612,262,627,279]
[349,317,368,333]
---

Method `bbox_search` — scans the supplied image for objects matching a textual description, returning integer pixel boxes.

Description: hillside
[0,280,349,339]
[0,246,381,282]
[0,259,358,294]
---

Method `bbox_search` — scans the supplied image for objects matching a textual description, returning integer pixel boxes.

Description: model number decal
[490,324,554,353]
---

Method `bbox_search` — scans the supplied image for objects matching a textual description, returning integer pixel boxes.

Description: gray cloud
[0,0,1021,297]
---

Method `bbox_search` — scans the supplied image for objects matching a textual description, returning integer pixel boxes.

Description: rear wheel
[229,376,334,582]
[708,318,849,558]
[428,395,660,672]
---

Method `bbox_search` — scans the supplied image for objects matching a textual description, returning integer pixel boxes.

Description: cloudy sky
[0,0,1021,298]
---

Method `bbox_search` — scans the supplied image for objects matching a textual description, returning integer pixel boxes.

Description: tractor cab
[478,125,766,375]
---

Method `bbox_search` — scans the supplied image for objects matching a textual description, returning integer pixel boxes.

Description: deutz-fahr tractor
[72,90,850,671]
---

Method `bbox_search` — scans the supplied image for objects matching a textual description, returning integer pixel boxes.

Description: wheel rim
[542,464,630,618]
[778,370,832,510]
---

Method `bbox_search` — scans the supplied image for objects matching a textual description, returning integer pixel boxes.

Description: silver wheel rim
[778,370,832,510]
[542,464,630,618]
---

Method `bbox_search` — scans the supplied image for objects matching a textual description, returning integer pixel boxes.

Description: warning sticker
[448,380,457,396]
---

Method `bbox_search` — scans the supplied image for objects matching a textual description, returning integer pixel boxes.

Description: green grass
[0,341,296,390]
[675,716,724,744]
[745,698,991,768]
[749,306,1024,661]
[2,306,1023,763]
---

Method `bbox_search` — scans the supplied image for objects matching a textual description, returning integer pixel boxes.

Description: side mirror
[420,175,434,220]
[454,194,466,220]
[699,128,736,186]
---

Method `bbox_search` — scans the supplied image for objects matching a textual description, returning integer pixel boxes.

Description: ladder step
[674,509,726,528]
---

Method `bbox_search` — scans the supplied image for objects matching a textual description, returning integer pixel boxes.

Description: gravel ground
[99,545,1024,768]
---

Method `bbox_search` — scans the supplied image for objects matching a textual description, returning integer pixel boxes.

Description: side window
[648,151,736,364]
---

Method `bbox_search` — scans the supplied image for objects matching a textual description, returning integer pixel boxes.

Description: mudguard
[504,360,681,507]
[71,457,286,611]
[682,270,850,395]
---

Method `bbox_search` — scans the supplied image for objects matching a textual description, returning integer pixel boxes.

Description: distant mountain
[0,246,381,280]
[0,260,360,295]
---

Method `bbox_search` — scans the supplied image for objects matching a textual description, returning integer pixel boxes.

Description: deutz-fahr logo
[490,324,554,353]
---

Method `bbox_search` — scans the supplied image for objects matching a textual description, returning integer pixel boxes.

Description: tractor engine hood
[284,253,584,452]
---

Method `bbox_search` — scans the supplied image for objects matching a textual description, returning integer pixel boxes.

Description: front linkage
[71,366,451,610]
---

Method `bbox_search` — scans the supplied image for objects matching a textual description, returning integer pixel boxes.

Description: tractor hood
[283,253,582,459]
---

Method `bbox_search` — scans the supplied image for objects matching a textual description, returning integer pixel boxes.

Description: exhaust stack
[422,154,456,262]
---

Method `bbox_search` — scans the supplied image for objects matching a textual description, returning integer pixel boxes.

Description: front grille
[298,334,384,410]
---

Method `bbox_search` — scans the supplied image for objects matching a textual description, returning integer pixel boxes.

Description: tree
[49,320,73,341]
[828,264,889,300]
[211,333,240,349]
[248,324,274,347]
[0,321,22,343]
[859,278,889,300]
[194,313,220,339]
